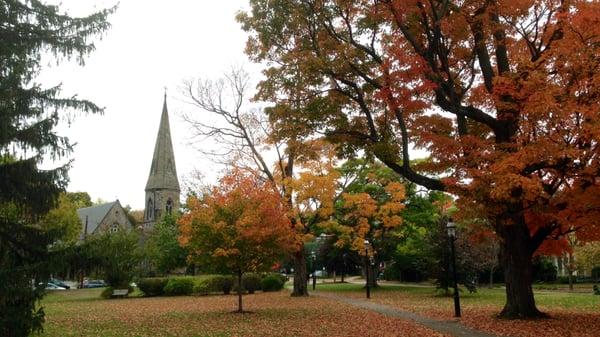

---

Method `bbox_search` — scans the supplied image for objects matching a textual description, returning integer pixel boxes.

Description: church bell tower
[143,93,180,229]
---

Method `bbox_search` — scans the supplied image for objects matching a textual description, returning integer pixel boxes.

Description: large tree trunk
[291,250,308,296]
[498,221,546,319]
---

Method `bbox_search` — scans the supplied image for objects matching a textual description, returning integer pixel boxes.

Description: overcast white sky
[39,0,255,209]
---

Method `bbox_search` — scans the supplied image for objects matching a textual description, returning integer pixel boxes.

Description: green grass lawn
[313,282,600,311]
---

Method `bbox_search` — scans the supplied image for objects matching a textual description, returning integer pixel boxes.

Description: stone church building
[77,94,180,237]
[77,200,133,240]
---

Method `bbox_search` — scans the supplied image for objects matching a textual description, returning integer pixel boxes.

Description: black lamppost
[341,253,347,283]
[364,239,371,299]
[447,220,461,317]
[311,251,317,290]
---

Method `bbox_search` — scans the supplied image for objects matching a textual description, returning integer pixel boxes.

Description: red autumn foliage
[239,0,600,318]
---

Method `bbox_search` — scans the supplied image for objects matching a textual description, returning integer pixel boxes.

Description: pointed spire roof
[145,93,180,191]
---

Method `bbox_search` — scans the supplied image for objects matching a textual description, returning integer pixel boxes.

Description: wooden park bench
[111,289,129,298]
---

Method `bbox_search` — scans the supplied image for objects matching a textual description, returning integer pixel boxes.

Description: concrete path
[344,276,436,288]
[314,292,499,337]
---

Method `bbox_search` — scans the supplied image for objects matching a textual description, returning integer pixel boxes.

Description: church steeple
[145,93,180,191]
[143,93,180,227]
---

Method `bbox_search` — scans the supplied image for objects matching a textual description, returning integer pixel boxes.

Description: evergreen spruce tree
[0,1,114,335]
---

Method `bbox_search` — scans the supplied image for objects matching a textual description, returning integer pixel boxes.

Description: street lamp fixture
[364,239,371,299]
[446,221,456,238]
[342,253,347,283]
[446,220,461,318]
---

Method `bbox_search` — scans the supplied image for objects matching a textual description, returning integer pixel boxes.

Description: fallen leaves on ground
[38,290,447,337]
[321,287,600,337]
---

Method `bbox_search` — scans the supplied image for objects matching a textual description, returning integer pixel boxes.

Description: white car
[45,283,66,290]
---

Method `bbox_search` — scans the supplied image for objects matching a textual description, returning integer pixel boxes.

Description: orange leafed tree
[178,171,296,312]
[338,182,406,251]
[239,0,600,318]
[334,181,406,286]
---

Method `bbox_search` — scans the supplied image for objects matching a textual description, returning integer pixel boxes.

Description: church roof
[77,201,118,236]
[145,94,180,191]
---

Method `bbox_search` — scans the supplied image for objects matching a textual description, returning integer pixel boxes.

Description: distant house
[77,200,133,240]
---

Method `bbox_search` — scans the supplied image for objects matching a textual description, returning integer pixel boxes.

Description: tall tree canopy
[322,161,403,267]
[331,160,407,286]
[0,1,114,335]
[239,0,600,318]
[38,191,92,245]
[144,214,188,275]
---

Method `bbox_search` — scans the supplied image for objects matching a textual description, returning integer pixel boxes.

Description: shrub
[100,287,114,299]
[261,274,285,292]
[593,284,600,295]
[264,272,287,284]
[532,257,557,282]
[382,265,400,281]
[206,275,234,294]
[164,278,194,296]
[100,286,131,299]
[243,273,262,294]
[193,280,210,295]
[592,267,600,281]
[220,275,234,294]
[137,277,168,297]
[557,276,575,284]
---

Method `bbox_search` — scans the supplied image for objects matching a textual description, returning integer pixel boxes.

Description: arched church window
[110,223,119,233]
[146,198,154,220]
[166,198,173,215]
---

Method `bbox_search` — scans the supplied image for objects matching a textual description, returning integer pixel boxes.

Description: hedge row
[137,273,287,297]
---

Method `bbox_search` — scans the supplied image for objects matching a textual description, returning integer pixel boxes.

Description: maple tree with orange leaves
[325,162,407,286]
[239,0,600,318]
[178,171,296,312]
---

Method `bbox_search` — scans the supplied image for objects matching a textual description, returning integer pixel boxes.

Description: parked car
[45,283,66,290]
[82,279,106,288]
[314,270,328,277]
[49,279,70,289]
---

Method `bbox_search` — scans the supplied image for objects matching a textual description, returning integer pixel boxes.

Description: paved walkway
[314,292,499,337]
[344,276,436,288]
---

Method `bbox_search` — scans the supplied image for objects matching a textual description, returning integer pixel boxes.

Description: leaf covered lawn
[316,284,600,337]
[37,289,446,337]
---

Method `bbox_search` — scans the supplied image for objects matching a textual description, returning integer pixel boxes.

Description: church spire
[145,94,180,192]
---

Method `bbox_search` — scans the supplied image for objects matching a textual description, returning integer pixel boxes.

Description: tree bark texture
[291,250,308,296]
[498,221,545,319]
